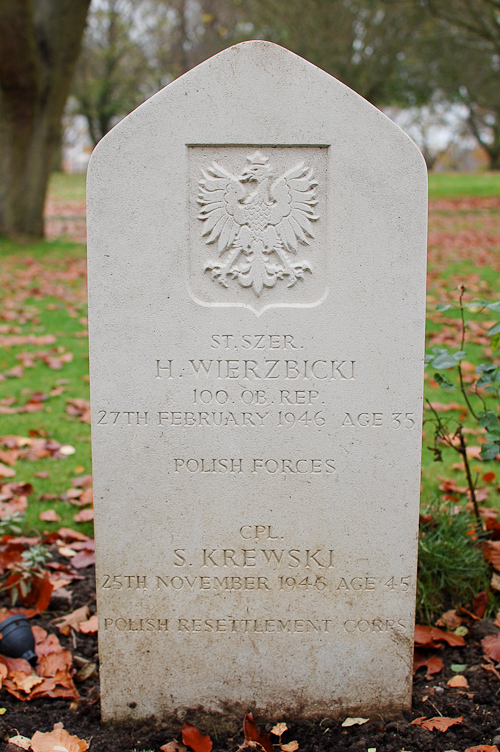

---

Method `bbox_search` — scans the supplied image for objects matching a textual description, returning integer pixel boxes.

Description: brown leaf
[435,609,463,630]
[482,634,500,661]
[57,527,89,542]
[484,541,500,570]
[243,713,274,752]
[54,605,89,635]
[160,743,188,752]
[414,624,465,648]
[181,722,213,752]
[473,591,489,618]
[34,628,63,656]
[8,670,44,693]
[72,475,92,489]
[7,735,31,749]
[79,614,98,634]
[39,510,61,522]
[0,463,16,478]
[39,648,72,677]
[6,571,53,613]
[271,724,288,737]
[413,651,444,678]
[465,746,500,752]
[70,549,95,569]
[447,675,469,688]
[31,725,89,752]
[73,508,94,523]
[411,715,463,731]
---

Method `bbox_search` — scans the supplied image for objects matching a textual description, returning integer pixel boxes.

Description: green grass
[0,237,92,536]
[428,171,500,199]
[48,171,87,203]
[417,500,495,623]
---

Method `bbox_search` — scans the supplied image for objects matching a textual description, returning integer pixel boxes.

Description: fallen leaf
[341,717,369,727]
[450,663,468,673]
[447,675,469,688]
[414,624,466,648]
[0,463,16,478]
[435,610,463,630]
[74,661,97,682]
[39,648,72,677]
[6,571,53,613]
[9,670,44,693]
[413,652,444,677]
[243,712,274,752]
[73,508,94,522]
[54,605,89,635]
[79,614,98,634]
[473,591,489,618]
[271,724,288,737]
[70,549,95,568]
[181,722,213,752]
[484,541,500,570]
[59,444,76,456]
[57,528,90,542]
[39,510,61,522]
[31,725,89,752]
[411,716,463,731]
[281,743,299,752]
[482,634,500,661]
[7,735,31,750]
[160,743,188,752]
[465,747,500,752]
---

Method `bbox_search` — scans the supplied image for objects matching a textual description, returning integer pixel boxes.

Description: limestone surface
[87,40,428,721]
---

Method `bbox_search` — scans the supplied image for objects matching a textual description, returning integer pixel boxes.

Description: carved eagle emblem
[197,151,319,297]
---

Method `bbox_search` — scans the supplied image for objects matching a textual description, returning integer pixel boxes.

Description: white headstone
[87,41,427,722]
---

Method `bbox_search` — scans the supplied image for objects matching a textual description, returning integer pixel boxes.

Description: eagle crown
[238,151,272,183]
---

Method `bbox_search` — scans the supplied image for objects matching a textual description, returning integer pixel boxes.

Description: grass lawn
[0,236,92,536]
[1,170,500,539]
[428,170,500,199]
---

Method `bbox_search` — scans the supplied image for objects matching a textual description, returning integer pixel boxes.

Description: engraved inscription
[102,616,407,635]
[198,152,318,296]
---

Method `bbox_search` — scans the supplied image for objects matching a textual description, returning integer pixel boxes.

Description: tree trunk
[0,0,91,238]
[487,150,500,170]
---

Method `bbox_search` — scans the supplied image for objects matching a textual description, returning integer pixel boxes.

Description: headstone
[87,41,427,722]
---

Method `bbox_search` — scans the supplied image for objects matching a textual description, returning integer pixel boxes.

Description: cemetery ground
[0,173,499,750]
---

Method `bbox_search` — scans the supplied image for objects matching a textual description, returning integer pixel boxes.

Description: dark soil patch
[1,560,500,751]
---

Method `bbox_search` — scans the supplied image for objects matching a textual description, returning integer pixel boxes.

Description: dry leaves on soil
[447,675,469,688]
[270,723,299,752]
[181,722,213,752]
[31,723,89,751]
[241,713,274,752]
[411,715,463,731]
[414,624,466,648]
[481,634,500,661]
[0,626,79,701]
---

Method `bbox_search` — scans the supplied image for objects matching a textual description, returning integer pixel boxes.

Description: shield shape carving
[188,145,328,315]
